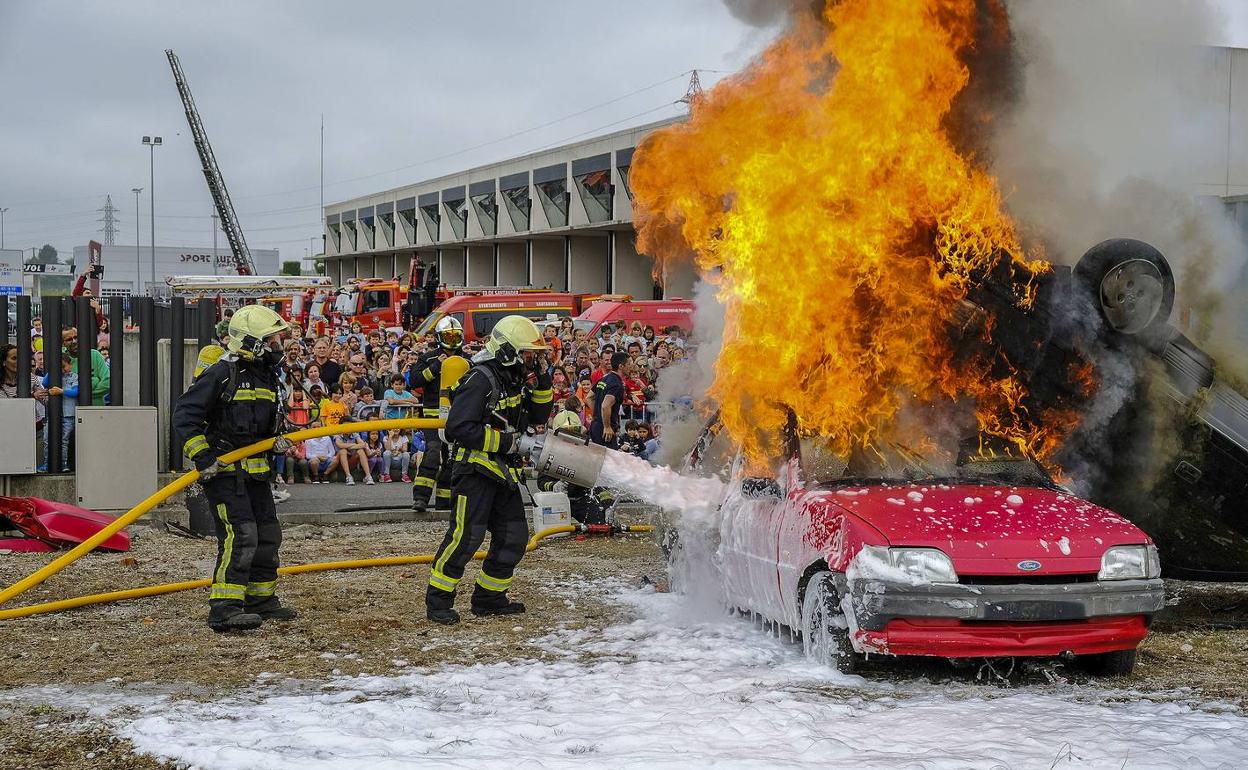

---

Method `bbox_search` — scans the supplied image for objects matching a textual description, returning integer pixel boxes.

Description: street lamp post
[132,187,143,296]
[142,136,162,289]
[0,207,8,249]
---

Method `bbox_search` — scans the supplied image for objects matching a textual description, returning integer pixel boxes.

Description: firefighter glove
[196,456,224,482]
[499,431,521,455]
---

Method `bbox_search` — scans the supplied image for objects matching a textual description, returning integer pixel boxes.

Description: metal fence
[0,294,216,475]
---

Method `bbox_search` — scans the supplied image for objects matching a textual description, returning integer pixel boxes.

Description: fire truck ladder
[165,48,256,276]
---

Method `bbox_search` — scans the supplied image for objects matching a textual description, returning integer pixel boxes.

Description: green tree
[34,244,58,264]
[280,260,301,276]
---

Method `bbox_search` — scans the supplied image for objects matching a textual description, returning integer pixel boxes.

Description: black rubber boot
[470,593,526,617]
[247,597,299,622]
[208,606,263,633]
[427,607,461,625]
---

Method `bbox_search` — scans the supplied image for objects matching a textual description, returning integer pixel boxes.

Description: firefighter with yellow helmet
[426,315,554,624]
[173,305,297,633]
[411,315,466,512]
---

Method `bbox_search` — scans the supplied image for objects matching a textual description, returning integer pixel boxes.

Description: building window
[378,207,395,247]
[502,186,531,232]
[342,217,358,251]
[419,203,440,242]
[574,169,613,223]
[536,179,568,228]
[398,199,417,244]
[359,207,376,250]
[327,222,342,252]
[471,191,497,237]
[443,198,468,240]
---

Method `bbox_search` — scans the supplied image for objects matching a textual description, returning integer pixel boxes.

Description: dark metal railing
[4,293,217,475]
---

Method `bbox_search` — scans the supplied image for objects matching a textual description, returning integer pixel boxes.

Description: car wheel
[1079,648,1138,677]
[801,572,861,674]
[1073,238,1175,339]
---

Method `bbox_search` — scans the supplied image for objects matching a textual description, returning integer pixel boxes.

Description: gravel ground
[1,520,1245,769]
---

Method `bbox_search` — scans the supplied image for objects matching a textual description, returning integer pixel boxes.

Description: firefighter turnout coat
[173,356,285,615]
[425,358,553,607]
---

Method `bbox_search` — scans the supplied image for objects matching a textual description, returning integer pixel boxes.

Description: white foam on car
[8,584,1244,769]
[598,450,726,526]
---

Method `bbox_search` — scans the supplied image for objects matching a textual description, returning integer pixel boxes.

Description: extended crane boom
[165,49,256,276]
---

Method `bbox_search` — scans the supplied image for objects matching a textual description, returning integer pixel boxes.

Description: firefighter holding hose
[173,305,298,633]
[425,315,553,625]
[411,315,467,512]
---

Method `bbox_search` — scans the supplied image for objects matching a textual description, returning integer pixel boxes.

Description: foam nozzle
[529,429,610,489]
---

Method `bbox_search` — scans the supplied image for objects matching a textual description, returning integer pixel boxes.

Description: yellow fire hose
[0,417,653,621]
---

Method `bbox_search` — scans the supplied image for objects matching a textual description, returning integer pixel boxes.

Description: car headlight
[1098,544,1161,580]
[854,545,959,584]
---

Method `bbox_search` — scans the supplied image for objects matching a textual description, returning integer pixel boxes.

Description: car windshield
[800,435,1055,488]
[572,318,598,335]
[414,311,443,337]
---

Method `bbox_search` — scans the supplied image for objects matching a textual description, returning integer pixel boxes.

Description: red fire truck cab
[414,291,587,343]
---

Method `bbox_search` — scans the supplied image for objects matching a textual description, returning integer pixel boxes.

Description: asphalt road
[276,478,420,514]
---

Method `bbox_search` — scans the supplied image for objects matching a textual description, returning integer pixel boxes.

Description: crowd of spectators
[2,307,688,477]
[1,308,112,472]
[268,316,687,486]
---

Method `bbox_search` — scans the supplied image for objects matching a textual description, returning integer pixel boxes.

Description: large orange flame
[632,0,1076,468]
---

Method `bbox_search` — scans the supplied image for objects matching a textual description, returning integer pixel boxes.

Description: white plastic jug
[529,491,572,537]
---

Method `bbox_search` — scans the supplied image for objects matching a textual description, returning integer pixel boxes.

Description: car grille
[958,574,1098,586]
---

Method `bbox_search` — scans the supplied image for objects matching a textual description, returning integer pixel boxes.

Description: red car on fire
[696,419,1165,676]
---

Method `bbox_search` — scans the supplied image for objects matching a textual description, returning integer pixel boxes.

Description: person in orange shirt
[319,383,349,427]
[542,323,563,365]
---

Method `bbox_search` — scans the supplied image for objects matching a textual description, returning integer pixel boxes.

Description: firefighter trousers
[425,472,529,610]
[204,475,282,620]
[412,429,453,507]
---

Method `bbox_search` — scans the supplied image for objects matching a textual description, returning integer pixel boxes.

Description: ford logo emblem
[1017,560,1042,571]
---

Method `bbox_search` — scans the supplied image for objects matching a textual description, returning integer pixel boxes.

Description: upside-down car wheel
[1073,238,1175,339]
[801,572,862,674]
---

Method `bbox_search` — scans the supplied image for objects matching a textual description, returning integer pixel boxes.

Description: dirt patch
[0,519,665,690]
[0,703,179,770]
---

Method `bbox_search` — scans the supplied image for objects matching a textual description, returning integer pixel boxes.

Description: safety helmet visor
[436,327,464,349]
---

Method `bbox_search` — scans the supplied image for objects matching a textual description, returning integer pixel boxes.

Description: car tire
[800,571,861,674]
[1079,648,1138,677]
[1073,238,1175,340]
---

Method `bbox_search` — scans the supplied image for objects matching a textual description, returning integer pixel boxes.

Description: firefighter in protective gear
[173,305,297,633]
[538,410,616,525]
[411,315,466,512]
[425,315,554,625]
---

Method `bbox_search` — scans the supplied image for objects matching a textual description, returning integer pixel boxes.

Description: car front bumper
[840,577,1166,657]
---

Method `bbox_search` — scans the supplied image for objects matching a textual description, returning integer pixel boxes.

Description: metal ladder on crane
[165,48,257,276]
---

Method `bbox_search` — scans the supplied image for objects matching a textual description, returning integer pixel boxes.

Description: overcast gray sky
[0,1,1244,263]
[0,0,774,260]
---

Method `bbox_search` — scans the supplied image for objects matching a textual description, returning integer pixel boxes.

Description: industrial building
[323,46,1248,297]
[70,244,279,298]
[321,117,696,298]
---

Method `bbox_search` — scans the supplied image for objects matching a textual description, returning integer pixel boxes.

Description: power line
[0,69,697,210]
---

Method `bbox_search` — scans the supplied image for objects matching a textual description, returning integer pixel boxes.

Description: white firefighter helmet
[434,314,464,351]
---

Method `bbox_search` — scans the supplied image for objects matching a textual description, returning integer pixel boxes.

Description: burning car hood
[823,483,1148,574]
